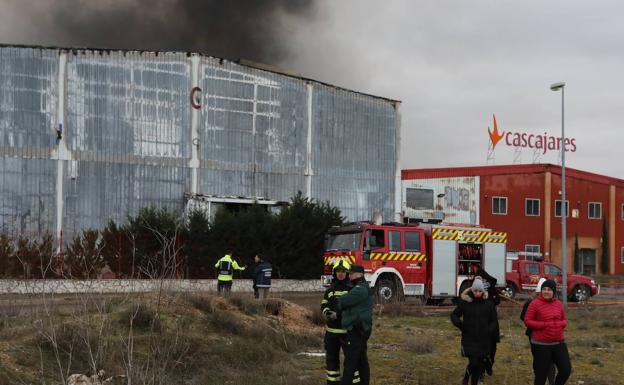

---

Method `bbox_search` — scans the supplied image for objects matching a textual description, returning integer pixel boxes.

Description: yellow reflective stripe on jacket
[326,326,347,334]
[327,290,349,298]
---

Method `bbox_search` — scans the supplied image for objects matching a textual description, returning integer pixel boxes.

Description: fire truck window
[525,263,540,275]
[369,229,385,249]
[389,231,401,251]
[544,264,561,275]
[405,232,421,252]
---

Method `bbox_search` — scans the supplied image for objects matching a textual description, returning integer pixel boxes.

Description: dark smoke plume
[35,0,316,63]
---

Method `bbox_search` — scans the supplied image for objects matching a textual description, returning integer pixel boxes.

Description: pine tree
[601,218,609,274]
[573,233,580,273]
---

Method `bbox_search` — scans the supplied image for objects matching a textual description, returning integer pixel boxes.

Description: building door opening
[578,248,596,275]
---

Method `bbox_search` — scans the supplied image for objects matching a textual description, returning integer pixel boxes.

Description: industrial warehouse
[402,163,624,275]
[0,44,401,244]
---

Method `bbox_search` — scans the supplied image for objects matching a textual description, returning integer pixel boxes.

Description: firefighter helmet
[332,259,351,273]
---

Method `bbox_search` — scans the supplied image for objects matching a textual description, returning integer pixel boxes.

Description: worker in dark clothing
[451,279,498,385]
[252,254,272,299]
[320,260,354,385]
[335,264,373,385]
[474,267,500,376]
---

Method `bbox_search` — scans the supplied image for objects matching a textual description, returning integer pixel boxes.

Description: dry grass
[3,292,624,385]
[0,293,324,385]
[349,304,624,385]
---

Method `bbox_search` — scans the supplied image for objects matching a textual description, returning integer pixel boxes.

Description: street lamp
[550,81,567,308]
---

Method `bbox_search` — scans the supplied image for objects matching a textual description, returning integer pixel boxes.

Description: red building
[401,164,624,275]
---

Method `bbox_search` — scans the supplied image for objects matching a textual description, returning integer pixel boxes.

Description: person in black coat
[474,267,500,375]
[252,254,272,299]
[451,279,498,385]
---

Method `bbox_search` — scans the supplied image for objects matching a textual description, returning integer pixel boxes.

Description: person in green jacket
[335,264,373,385]
[214,252,245,296]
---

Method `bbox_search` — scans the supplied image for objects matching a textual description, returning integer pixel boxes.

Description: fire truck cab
[322,222,507,303]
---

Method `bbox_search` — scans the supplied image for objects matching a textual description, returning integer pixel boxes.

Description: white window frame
[588,202,602,219]
[525,244,540,253]
[492,196,508,215]
[555,200,569,218]
[525,198,540,217]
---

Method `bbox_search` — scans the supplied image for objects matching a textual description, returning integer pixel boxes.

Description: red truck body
[504,258,600,302]
[321,222,507,302]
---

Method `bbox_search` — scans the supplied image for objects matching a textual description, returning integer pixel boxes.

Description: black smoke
[35,0,316,63]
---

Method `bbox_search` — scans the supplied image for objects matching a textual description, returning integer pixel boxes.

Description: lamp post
[550,81,566,308]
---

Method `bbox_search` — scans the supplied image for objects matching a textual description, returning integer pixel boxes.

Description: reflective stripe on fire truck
[369,252,426,262]
[431,228,507,243]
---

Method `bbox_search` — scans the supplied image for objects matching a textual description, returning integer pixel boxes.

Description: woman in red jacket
[524,279,572,385]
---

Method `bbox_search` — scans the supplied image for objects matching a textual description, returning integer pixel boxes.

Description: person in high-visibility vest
[214,253,245,295]
[321,260,355,385]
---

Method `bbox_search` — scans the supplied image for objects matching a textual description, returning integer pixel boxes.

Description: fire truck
[321,221,507,303]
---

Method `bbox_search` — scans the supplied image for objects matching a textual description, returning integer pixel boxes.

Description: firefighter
[335,264,373,385]
[252,254,272,299]
[321,260,354,385]
[214,252,245,296]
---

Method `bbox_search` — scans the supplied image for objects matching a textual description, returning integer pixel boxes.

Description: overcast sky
[286,0,624,179]
[1,0,622,178]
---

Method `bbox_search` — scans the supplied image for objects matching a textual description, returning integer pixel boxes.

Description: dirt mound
[263,298,320,334]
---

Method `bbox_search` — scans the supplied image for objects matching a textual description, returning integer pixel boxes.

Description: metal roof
[402,163,624,188]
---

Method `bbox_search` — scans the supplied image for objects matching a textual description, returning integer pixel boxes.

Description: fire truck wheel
[571,285,590,302]
[501,282,517,299]
[375,278,398,303]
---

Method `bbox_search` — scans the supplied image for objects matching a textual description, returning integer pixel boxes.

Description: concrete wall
[0,279,323,294]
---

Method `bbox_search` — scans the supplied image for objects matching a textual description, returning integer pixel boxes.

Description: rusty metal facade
[0,46,399,241]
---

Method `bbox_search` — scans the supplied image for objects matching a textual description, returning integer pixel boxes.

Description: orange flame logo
[488,114,505,149]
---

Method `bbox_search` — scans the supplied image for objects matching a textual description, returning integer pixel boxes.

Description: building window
[405,231,421,252]
[555,200,569,217]
[525,199,540,216]
[588,202,602,219]
[492,197,507,215]
[622,204,624,220]
[525,244,540,254]
[406,188,434,210]
[621,247,624,264]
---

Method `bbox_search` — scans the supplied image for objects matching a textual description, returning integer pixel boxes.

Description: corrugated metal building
[402,164,624,275]
[0,45,401,244]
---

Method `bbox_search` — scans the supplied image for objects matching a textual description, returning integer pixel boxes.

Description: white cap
[536,277,547,293]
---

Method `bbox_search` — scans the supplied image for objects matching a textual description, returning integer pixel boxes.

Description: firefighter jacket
[336,277,373,333]
[451,288,498,357]
[214,254,245,282]
[253,260,272,288]
[321,278,352,334]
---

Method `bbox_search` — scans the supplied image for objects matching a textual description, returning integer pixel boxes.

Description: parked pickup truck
[503,258,600,302]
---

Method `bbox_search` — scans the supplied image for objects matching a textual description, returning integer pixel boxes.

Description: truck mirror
[363,250,371,261]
